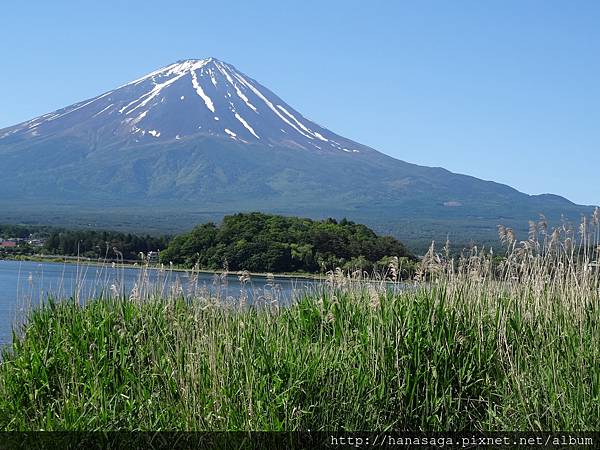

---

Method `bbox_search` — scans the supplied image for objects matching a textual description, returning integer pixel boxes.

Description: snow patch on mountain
[191,69,215,113]
[234,113,259,139]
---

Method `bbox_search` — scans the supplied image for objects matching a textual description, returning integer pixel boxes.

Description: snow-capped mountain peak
[0,57,590,247]
[0,58,361,153]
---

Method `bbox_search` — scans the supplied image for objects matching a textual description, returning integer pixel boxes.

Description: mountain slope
[0,58,363,153]
[0,58,593,248]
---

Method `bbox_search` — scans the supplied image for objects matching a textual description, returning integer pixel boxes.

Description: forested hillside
[44,230,169,260]
[160,212,414,274]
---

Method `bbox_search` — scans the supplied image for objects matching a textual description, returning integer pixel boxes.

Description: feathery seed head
[498,225,507,244]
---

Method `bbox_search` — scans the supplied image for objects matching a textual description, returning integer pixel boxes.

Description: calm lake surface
[0,259,317,346]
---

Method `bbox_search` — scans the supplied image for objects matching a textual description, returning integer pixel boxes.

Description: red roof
[0,241,17,247]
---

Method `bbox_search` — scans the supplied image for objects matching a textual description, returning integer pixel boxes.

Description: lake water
[0,259,317,347]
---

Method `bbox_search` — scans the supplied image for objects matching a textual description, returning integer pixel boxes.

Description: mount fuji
[0,58,593,247]
[0,58,365,153]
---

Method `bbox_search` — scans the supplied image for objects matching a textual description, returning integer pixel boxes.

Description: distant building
[0,241,17,248]
[147,251,160,263]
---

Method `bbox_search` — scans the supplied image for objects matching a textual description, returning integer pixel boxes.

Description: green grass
[0,279,597,431]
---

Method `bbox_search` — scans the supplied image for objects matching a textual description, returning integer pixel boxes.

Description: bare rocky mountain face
[0,58,364,153]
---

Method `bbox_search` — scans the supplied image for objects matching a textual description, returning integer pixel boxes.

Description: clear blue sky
[1,1,599,205]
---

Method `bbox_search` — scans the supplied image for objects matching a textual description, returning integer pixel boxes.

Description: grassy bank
[1,282,598,430]
[0,215,599,431]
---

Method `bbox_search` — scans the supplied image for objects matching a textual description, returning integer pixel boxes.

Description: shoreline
[0,254,326,281]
